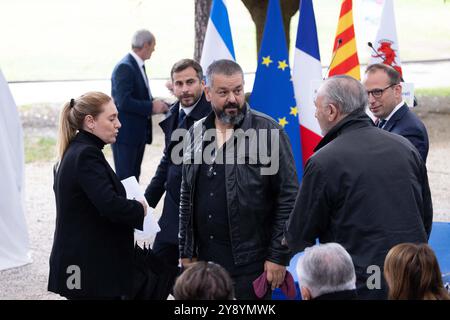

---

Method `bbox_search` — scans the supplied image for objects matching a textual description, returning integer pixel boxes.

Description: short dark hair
[365,63,401,85]
[173,261,234,300]
[171,59,203,81]
[206,59,243,87]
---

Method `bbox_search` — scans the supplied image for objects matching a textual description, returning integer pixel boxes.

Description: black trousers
[111,142,146,181]
[152,236,179,269]
[232,271,272,300]
[152,238,181,295]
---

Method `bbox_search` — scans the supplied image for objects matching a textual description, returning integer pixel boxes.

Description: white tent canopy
[0,69,32,271]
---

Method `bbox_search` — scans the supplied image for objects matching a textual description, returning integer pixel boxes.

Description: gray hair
[319,75,368,115]
[131,29,154,49]
[296,243,356,298]
[206,59,244,87]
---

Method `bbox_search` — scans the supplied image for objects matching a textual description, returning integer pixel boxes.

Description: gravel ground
[0,98,449,300]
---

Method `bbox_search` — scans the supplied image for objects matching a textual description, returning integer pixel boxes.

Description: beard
[213,102,245,126]
[179,92,201,108]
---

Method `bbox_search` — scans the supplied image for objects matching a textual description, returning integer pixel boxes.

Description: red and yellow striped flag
[328,0,360,80]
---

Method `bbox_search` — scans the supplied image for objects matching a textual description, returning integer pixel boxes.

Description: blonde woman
[48,92,146,299]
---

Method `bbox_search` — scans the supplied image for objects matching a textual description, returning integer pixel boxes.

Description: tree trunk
[194,0,212,62]
[241,0,299,56]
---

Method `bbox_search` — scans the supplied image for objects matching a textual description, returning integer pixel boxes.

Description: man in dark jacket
[364,63,429,162]
[111,29,168,181]
[179,60,299,299]
[285,75,432,300]
[144,59,211,270]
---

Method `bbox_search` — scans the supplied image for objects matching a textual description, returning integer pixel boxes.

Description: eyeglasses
[366,84,396,98]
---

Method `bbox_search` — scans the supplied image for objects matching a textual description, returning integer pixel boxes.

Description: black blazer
[383,104,429,162]
[144,93,211,244]
[48,130,144,298]
[111,53,153,146]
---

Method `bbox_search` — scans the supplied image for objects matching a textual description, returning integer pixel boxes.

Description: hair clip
[70,98,75,108]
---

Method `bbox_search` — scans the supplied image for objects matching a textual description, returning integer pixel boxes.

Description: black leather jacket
[179,105,299,266]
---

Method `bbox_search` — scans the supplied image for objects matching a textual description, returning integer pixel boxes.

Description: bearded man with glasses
[363,63,429,162]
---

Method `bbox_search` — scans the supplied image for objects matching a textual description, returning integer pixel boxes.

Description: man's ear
[300,286,312,300]
[204,86,212,102]
[328,103,340,122]
[393,83,403,99]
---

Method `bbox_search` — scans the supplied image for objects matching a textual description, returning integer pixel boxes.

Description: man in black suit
[111,29,168,181]
[145,59,211,269]
[364,63,429,162]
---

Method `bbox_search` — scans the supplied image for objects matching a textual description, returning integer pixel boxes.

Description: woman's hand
[138,200,147,217]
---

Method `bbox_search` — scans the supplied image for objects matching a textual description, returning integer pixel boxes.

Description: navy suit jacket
[111,53,153,146]
[383,104,429,162]
[144,93,211,244]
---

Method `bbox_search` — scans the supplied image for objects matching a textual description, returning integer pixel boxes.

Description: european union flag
[250,0,303,179]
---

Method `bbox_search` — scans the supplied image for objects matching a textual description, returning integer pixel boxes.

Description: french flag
[200,0,235,73]
[292,0,323,164]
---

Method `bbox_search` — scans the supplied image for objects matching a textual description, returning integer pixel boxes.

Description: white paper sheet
[121,176,160,241]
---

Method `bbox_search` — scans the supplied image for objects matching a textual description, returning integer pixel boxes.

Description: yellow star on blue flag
[262,56,273,67]
[290,107,298,117]
[250,0,303,179]
[278,60,288,71]
[278,117,288,128]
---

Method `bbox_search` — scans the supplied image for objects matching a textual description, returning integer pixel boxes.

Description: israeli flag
[200,0,235,73]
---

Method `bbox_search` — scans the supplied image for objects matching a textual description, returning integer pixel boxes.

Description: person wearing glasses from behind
[363,63,429,162]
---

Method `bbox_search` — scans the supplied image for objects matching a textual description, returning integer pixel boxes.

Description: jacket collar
[129,51,145,68]
[74,129,106,150]
[126,53,141,72]
[160,92,211,131]
[182,92,211,121]
[383,103,408,131]
[314,109,374,152]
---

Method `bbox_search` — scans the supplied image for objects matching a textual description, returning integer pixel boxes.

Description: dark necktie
[142,64,148,80]
[178,109,186,127]
[141,64,152,98]
[377,119,386,128]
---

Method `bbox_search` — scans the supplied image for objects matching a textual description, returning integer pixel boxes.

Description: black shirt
[193,116,264,276]
[194,150,236,272]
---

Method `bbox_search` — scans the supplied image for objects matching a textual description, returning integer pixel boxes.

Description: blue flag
[200,0,235,73]
[250,0,303,179]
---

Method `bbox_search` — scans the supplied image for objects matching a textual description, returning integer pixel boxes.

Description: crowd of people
[47,29,448,301]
